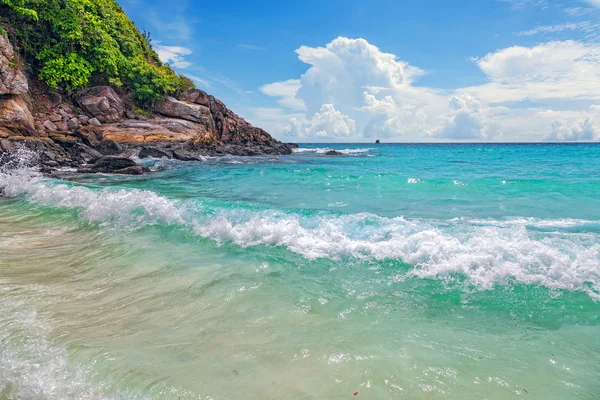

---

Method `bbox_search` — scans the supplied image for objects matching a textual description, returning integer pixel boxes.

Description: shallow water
[1,144,599,399]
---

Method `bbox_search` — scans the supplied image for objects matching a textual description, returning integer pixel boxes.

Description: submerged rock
[113,165,151,175]
[79,156,136,173]
[326,150,343,156]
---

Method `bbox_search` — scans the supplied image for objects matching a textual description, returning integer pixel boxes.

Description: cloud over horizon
[257,36,600,142]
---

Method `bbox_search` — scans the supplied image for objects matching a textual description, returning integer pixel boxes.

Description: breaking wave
[2,166,599,299]
[292,147,373,155]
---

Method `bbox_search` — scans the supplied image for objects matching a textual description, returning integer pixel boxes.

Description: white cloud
[563,7,594,16]
[546,119,600,141]
[463,41,600,104]
[154,44,193,69]
[516,22,593,36]
[259,79,305,110]
[583,0,600,7]
[259,37,600,142]
[434,94,501,140]
[286,104,356,138]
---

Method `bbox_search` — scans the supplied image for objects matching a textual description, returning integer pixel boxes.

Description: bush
[0,0,194,107]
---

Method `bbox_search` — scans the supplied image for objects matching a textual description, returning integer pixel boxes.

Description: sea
[0,143,599,399]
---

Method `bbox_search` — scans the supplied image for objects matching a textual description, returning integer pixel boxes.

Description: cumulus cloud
[463,41,600,104]
[259,36,600,142]
[286,104,355,138]
[434,94,501,140]
[154,44,193,69]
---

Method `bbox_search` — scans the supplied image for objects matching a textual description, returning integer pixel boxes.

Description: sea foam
[1,168,599,298]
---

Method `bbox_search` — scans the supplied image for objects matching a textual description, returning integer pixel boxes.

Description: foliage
[0,0,195,106]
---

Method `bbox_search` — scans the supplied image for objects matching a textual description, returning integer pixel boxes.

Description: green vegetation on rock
[0,0,194,106]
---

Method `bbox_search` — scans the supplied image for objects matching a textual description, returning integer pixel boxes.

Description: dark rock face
[326,150,343,156]
[77,86,124,123]
[79,156,136,173]
[95,140,123,156]
[113,165,151,175]
[139,146,171,159]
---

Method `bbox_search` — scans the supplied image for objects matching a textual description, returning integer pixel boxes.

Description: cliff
[0,1,295,173]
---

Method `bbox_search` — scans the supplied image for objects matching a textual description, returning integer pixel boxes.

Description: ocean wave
[1,168,599,298]
[292,148,373,155]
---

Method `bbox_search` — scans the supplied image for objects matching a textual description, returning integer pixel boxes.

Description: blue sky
[120,0,600,142]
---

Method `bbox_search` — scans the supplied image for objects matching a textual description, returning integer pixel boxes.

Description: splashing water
[1,143,599,399]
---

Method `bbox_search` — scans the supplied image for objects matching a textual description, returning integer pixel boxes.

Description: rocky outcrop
[77,86,124,123]
[0,35,28,96]
[1,33,296,175]
[155,97,214,128]
[0,95,35,132]
[0,35,34,134]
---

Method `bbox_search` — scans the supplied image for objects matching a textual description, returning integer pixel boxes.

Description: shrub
[0,0,194,107]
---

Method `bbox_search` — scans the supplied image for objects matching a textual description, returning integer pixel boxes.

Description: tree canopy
[0,0,194,106]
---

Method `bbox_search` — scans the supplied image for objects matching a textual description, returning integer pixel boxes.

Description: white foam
[408,178,423,184]
[293,148,372,155]
[2,168,599,298]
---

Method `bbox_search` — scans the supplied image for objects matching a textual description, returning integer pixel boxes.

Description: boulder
[67,118,80,130]
[70,143,103,164]
[77,86,124,123]
[182,89,211,108]
[155,97,214,127]
[49,114,62,122]
[0,35,28,96]
[326,150,343,156]
[88,118,102,127]
[139,147,172,159]
[55,122,69,132]
[95,139,123,156]
[0,96,35,133]
[44,120,58,131]
[172,149,199,161]
[80,156,137,173]
[48,92,62,108]
[78,115,90,124]
[114,165,151,175]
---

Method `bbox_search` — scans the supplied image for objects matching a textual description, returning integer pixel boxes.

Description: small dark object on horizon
[376,140,380,144]
[326,150,343,156]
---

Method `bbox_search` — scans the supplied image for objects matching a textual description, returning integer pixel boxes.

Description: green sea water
[0,144,599,399]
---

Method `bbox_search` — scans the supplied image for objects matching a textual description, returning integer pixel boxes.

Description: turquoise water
[1,144,599,399]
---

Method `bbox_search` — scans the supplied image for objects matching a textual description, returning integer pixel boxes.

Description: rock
[78,115,90,124]
[67,118,80,130]
[48,92,62,108]
[49,114,62,122]
[95,139,123,155]
[114,165,151,175]
[44,120,58,131]
[375,140,380,144]
[81,156,137,173]
[58,110,70,119]
[125,109,135,119]
[326,150,343,156]
[100,118,206,144]
[88,118,102,127]
[139,147,171,159]
[136,115,148,121]
[155,97,214,127]
[55,122,69,132]
[77,86,124,123]
[74,128,101,148]
[0,96,35,133]
[182,89,211,108]
[70,143,103,164]
[172,149,199,161]
[0,35,28,95]
[49,133,78,147]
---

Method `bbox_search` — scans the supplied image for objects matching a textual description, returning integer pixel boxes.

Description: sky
[119,0,600,142]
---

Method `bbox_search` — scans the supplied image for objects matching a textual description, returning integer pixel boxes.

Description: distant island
[0,0,295,174]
